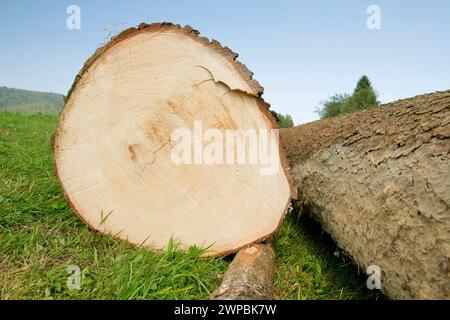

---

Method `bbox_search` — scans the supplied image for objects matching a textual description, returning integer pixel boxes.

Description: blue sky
[1,0,449,124]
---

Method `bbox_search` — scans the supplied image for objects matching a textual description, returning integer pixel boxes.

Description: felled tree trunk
[212,242,276,300]
[280,90,450,299]
[54,23,294,257]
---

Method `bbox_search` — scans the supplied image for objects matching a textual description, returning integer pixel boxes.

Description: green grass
[275,215,378,299]
[0,112,377,300]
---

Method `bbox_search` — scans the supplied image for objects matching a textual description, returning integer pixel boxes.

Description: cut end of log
[54,22,294,257]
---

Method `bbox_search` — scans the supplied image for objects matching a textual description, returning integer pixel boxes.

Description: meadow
[0,112,377,299]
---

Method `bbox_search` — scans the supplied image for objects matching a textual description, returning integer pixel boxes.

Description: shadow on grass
[274,208,383,300]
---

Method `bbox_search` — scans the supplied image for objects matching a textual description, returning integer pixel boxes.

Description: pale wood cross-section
[54,23,294,257]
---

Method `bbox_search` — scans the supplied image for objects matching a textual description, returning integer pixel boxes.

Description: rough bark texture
[212,243,276,300]
[280,90,450,299]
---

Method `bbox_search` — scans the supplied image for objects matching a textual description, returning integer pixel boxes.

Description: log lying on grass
[53,23,294,257]
[212,243,276,300]
[281,90,450,299]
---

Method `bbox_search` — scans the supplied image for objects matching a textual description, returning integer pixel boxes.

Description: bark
[280,90,450,299]
[212,243,276,300]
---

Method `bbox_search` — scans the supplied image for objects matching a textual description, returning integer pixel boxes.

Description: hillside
[0,87,63,114]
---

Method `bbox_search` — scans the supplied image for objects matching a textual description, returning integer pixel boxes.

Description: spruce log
[212,243,276,300]
[281,90,450,299]
[54,23,294,257]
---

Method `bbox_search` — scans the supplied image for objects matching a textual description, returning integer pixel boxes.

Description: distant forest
[0,87,63,114]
